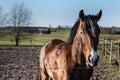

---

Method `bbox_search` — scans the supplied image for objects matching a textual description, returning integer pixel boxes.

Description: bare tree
[9,3,32,46]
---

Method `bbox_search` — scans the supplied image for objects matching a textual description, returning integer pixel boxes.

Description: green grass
[0,40,16,45]
[0,29,70,46]
[0,28,120,46]
[100,33,120,39]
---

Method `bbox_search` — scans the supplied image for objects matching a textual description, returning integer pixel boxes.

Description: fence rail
[0,39,46,46]
[101,38,120,65]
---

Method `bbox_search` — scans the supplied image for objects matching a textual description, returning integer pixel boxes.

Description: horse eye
[80,30,83,34]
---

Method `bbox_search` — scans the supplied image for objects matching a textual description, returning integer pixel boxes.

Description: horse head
[77,9,102,68]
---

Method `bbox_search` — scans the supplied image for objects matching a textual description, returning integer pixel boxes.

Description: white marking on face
[89,20,94,28]
[89,20,95,33]
[90,48,98,62]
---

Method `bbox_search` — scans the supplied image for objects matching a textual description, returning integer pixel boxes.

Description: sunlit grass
[100,33,120,39]
[0,29,70,46]
[0,28,120,46]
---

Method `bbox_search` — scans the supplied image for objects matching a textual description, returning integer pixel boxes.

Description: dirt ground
[0,46,40,80]
[0,46,120,80]
[90,54,120,80]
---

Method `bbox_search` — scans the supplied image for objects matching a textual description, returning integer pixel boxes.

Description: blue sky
[0,0,120,27]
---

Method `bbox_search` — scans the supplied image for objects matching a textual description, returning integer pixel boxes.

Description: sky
[0,0,120,27]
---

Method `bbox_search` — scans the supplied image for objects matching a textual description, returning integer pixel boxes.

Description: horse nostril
[88,55,93,63]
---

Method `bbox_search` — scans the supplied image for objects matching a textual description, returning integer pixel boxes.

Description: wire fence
[100,38,120,64]
[0,39,46,46]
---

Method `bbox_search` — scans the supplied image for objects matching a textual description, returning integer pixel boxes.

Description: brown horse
[39,10,102,80]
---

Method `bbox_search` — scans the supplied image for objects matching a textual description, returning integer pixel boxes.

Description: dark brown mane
[67,14,98,44]
[85,15,101,36]
[67,20,80,44]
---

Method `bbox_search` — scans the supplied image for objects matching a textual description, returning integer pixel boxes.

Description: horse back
[45,39,65,55]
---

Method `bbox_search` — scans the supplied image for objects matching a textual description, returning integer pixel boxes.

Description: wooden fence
[0,39,45,46]
[101,38,120,65]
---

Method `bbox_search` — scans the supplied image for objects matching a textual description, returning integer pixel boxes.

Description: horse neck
[71,34,83,64]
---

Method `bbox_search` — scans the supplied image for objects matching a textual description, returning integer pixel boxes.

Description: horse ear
[96,10,102,21]
[79,9,84,21]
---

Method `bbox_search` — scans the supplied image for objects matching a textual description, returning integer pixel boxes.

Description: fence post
[101,39,104,53]
[11,39,13,45]
[110,40,112,63]
[103,38,106,56]
[118,43,120,60]
[106,39,108,48]
[104,38,106,56]
[30,39,34,49]
[30,39,32,46]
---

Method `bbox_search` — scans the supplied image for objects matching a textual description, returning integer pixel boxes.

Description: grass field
[100,33,120,40]
[0,28,120,46]
[0,28,70,46]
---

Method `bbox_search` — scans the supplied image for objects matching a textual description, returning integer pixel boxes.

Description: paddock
[0,46,120,80]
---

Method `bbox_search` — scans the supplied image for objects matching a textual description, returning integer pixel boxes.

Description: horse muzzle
[86,50,99,68]
[86,56,99,68]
